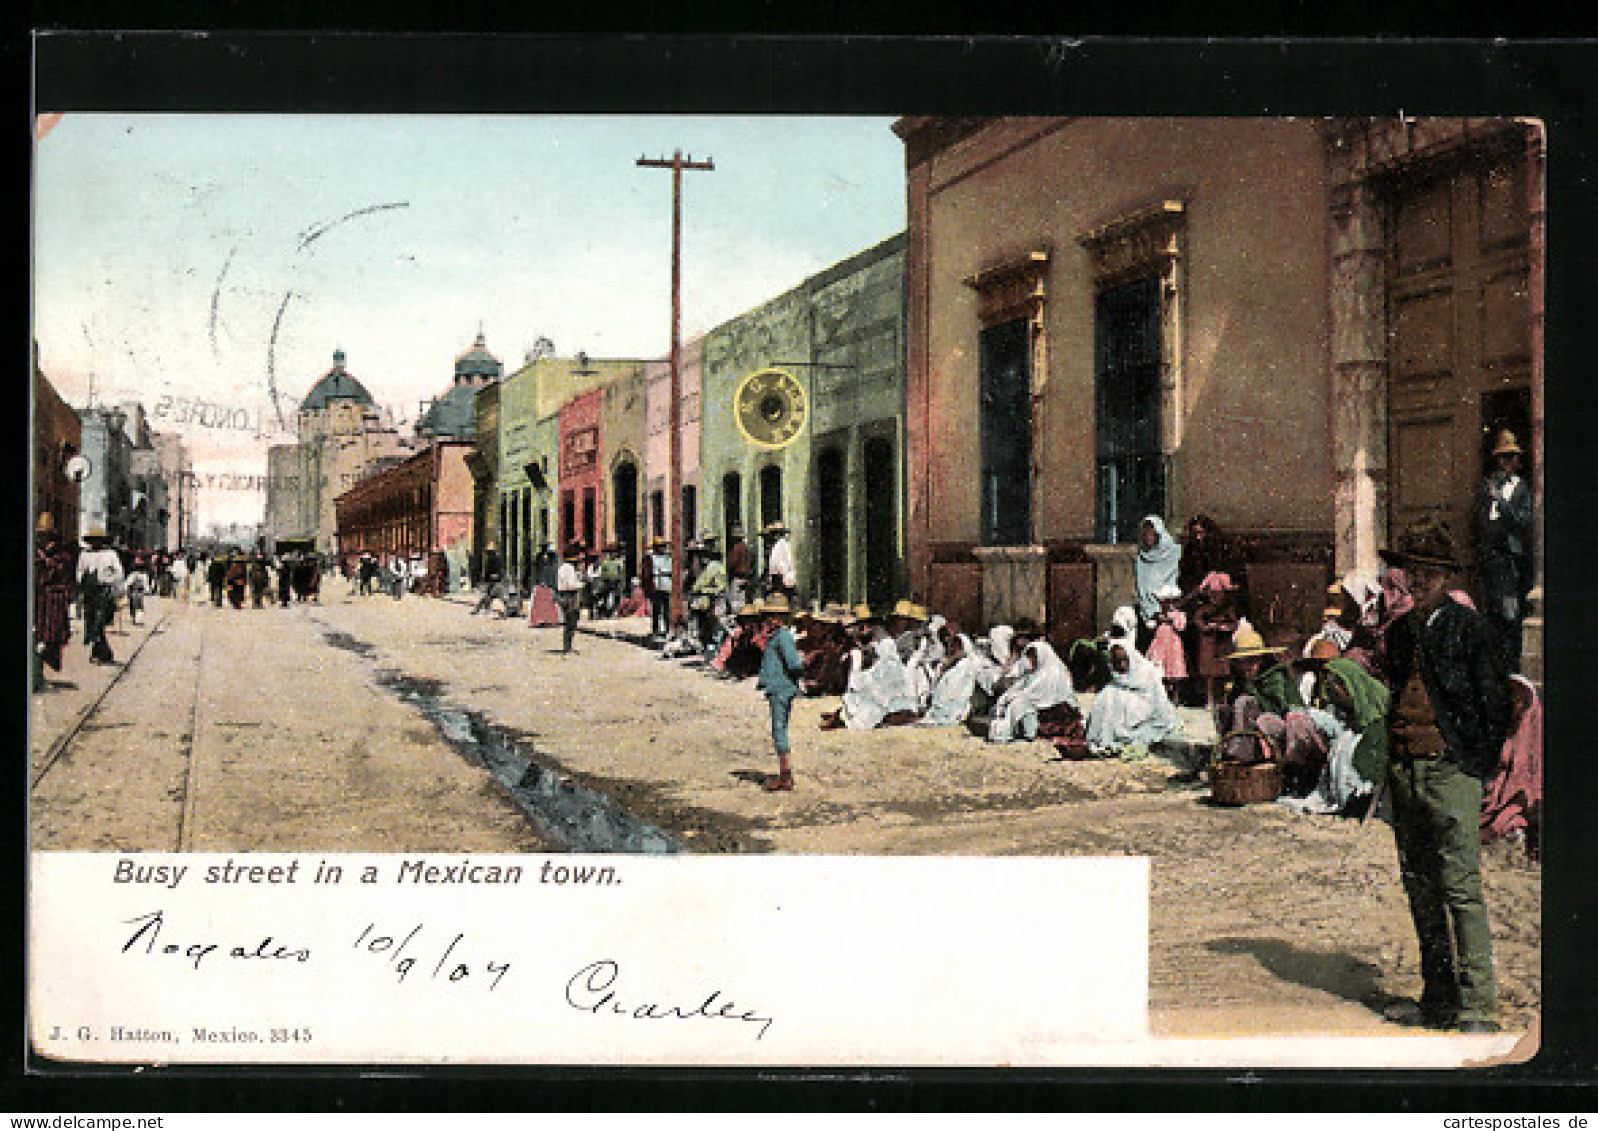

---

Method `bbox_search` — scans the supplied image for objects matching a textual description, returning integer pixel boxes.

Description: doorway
[863,436,896,611]
[1386,144,1531,569]
[613,460,639,585]
[815,446,847,604]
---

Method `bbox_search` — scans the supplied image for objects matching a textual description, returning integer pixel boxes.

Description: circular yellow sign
[733,367,808,450]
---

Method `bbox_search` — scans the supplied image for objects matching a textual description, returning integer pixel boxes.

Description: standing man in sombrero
[1380,518,1511,1033]
[1474,429,1534,672]
[556,543,586,655]
[755,592,804,792]
[76,526,124,665]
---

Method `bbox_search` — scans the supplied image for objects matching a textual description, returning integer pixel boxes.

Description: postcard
[28,36,1560,1079]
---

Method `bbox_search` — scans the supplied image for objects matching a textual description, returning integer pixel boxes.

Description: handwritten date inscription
[353,922,512,991]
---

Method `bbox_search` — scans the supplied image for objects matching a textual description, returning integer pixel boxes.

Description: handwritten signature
[564,959,773,1040]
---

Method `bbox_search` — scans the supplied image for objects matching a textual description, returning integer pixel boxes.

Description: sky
[32,113,907,529]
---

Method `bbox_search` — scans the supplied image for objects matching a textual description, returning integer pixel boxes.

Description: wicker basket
[1209,759,1285,806]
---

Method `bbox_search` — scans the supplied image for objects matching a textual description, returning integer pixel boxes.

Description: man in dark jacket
[1379,519,1511,1034]
[1473,429,1534,672]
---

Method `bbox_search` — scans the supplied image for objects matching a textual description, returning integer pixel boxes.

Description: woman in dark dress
[1177,514,1242,710]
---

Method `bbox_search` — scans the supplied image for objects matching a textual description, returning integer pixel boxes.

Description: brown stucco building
[33,356,81,544]
[895,116,1542,675]
[334,440,476,591]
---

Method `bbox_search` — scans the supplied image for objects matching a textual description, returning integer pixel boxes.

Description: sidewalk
[30,597,172,780]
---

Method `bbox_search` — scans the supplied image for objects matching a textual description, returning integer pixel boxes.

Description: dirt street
[30,590,1541,1042]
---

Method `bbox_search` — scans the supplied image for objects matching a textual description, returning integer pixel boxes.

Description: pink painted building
[643,335,703,547]
[558,388,604,556]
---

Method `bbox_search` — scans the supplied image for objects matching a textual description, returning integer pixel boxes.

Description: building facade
[33,357,82,544]
[895,115,1542,670]
[152,433,195,550]
[496,354,641,590]
[897,116,1336,648]
[264,349,414,554]
[334,439,476,589]
[601,362,647,586]
[466,379,501,584]
[642,339,703,553]
[1320,117,1543,679]
[76,405,134,545]
[699,235,907,609]
[557,387,604,556]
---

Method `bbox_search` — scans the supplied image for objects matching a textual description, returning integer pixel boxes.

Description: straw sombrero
[761,592,794,617]
[846,603,880,625]
[1492,429,1523,457]
[889,599,928,622]
[1227,622,1285,660]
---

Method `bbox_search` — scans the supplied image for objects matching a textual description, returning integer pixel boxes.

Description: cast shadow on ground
[1205,936,1404,1021]
[730,769,781,790]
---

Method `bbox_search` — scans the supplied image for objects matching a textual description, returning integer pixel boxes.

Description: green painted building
[496,353,645,591]
[699,233,907,610]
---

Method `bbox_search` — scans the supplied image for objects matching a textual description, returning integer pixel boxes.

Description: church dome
[454,332,503,384]
[450,330,498,388]
[415,383,480,440]
[300,349,375,413]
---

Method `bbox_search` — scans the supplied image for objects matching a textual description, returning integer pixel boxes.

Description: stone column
[1328,180,1389,579]
[1083,543,1140,634]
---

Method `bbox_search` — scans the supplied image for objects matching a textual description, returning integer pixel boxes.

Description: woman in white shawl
[1086,605,1181,755]
[906,614,948,710]
[841,635,921,730]
[920,633,982,727]
[1134,516,1182,641]
[988,634,1078,744]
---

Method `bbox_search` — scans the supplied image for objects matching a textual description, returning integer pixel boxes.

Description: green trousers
[1387,757,1496,1025]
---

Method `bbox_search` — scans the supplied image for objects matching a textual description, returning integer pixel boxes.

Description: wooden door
[1387,145,1532,570]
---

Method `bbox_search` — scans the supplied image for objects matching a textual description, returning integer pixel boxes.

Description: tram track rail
[30,605,178,791]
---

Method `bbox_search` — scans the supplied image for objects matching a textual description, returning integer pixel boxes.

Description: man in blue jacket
[1380,519,1512,1034]
[756,592,805,792]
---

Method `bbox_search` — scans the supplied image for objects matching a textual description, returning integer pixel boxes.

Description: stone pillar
[1084,543,1140,634]
[1328,180,1389,578]
[973,545,1048,629]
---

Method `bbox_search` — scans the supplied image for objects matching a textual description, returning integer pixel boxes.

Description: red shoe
[763,773,794,792]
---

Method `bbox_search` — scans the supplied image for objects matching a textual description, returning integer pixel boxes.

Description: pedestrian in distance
[646,536,673,639]
[125,555,151,626]
[725,525,756,613]
[76,529,123,664]
[277,554,296,608]
[761,520,796,601]
[473,542,505,615]
[1379,518,1512,1034]
[33,513,74,689]
[756,592,805,792]
[557,543,586,654]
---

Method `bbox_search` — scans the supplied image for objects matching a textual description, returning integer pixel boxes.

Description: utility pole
[637,149,714,625]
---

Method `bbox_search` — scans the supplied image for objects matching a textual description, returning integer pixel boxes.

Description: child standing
[756,593,804,792]
[1145,583,1188,701]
